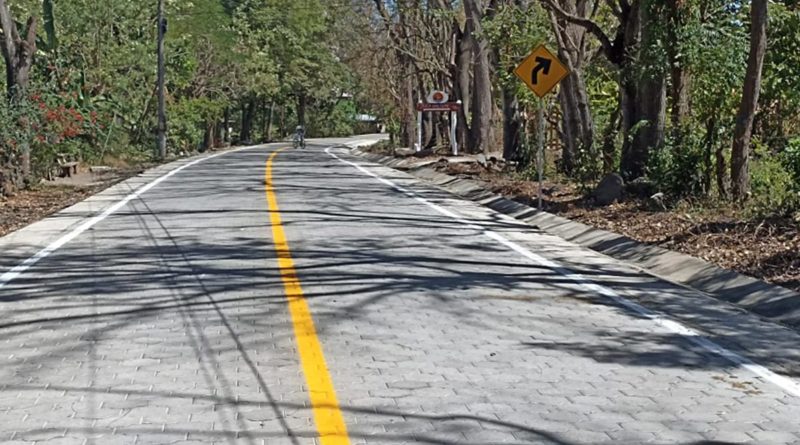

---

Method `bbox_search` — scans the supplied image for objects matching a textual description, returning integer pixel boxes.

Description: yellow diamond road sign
[514,44,569,98]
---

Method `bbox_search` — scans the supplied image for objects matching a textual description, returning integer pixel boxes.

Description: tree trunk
[626,76,666,178]
[296,93,307,128]
[402,70,415,148]
[501,84,521,161]
[453,22,472,151]
[620,0,666,180]
[731,0,768,200]
[550,2,594,176]
[464,0,493,153]
[601,105,621,174]
[702,115,717,195]
[716,143,728,199]
[279,104,286,138]
[265,99,275,142]
[0,4,36,99]
[618,63,639,179]
[557,69,594,174]
[665,0,691,131]
[259,98,267,142]
[0,153,24,196]
[202,122,214,152]
[223,107,230,143]
[0,2,37,190]
[240,99,256,143]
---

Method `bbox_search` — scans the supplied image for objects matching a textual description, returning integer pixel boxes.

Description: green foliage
[761,4,800,148]
[482,2,549,107]
[0,0,359,190]
[647,132,707,199]
[783,138,800,183]
[0,95,38,168]
[168,98,222,152]
[690,1,748,123]
[308,100,356,138]
[42,0,57,53]
[748,153,800,217]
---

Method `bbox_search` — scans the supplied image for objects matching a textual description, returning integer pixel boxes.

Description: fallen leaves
[0,170,137,238]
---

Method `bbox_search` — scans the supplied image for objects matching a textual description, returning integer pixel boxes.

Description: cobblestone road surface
[1,139,799,444]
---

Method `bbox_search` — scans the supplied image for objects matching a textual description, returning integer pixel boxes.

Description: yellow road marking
[265,149,351,445]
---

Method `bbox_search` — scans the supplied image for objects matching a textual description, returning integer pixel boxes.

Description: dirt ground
[437,161,799,293]
[0,167,143,238]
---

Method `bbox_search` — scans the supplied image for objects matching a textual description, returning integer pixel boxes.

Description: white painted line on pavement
[0,146,255,290]
[326,146,800,399]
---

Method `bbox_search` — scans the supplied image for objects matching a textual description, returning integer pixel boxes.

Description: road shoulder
[347,145,800,331]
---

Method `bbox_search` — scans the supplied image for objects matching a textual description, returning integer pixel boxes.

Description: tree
[622,0,666,179]
[483,1,548,163]
[731,0,768,200]
[0,0,37,188]
[546,0,595,174]
[0,0,36,99]
[372,0,460,149]
[542,0,667,179]
[665,0,691,131]
[464,0,495,153]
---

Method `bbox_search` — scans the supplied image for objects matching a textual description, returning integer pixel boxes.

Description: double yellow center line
[264,149,350,445]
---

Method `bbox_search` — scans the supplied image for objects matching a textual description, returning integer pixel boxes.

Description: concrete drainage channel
[349,146,800,331]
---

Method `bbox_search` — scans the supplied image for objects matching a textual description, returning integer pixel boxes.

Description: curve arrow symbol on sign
[531,57,552,85]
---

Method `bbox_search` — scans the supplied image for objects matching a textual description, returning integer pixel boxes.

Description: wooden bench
[57,153,79,178]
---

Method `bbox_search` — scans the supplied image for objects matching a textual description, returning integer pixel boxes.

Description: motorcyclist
[293,125,305,149]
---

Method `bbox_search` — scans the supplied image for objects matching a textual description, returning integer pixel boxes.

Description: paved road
[1,137,800,444]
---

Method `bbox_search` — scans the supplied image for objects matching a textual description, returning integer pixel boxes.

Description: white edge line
[326,145,800,399]
[0,146,255,290]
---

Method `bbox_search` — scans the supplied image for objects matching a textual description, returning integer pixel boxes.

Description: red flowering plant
[33,91,100,146]
[25,88,104,177]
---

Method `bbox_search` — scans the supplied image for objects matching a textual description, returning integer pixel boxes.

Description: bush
[749,154,800,217]
[783,137,800,183]
[168,100,205,153]
[646,131,706,199]
[308,100,355,137]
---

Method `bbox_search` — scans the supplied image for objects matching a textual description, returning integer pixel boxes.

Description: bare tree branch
[540,0,613,57]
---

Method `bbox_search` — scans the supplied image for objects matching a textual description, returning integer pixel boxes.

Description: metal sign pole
[537,102,545,211]
[416,101,423,152]
[450,111,457,156]
[512,43,568,211]
[454,101,461,156]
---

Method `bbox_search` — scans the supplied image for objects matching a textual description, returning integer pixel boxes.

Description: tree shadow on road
[0,147,798,443]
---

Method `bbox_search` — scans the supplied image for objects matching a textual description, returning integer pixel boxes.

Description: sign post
[416,92,462,155]
[417,101,423,153]
[451,101,461,156]
[536,105,545,211]
[513,44,569,210]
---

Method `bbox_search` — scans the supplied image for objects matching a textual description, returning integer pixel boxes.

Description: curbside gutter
[349,147,800,330]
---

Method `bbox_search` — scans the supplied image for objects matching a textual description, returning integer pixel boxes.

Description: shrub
[783,137,800,183]
[749,154,800,217]
[647,131,706,199]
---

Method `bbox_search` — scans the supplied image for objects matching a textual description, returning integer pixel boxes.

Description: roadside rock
[90,166,115,174]
[413,148,434,158]
[593,173,624,206]
[395,147,416,157]
[626,176,656,198]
